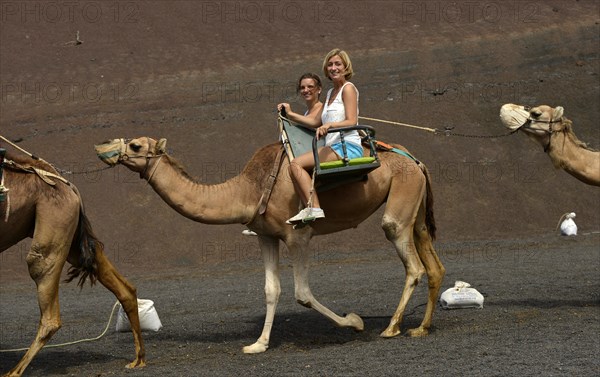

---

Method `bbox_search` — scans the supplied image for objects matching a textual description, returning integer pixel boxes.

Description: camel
[0,146,145,377]
[499,103,600,186]
[94,136,445,354]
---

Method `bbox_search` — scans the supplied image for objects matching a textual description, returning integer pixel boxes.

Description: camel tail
[420,162,437,241]
[65,189,100,288]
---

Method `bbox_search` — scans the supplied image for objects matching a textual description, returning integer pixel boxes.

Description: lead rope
[306,168,317,211]
[358,116,518,138]
[0,301,120,353]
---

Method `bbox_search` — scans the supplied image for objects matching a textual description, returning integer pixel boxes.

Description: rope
[0,301,120,353]
[358,116,438,133]
[358,115,519,138]
[306,168,317,209]
[0,134,111,176]
[0,135,42,161]
[53,165,113,176]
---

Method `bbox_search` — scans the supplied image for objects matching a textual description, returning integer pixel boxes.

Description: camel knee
[294,288,312,308]
[381,215,401,241]
[407,269,425,288]
[38,320,61,341]
[264,283,281,306]
[427,265,446,289]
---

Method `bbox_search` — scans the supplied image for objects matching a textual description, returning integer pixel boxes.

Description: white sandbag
[439,281,484,309]
[559,212,577,236]
[115,299,163,332]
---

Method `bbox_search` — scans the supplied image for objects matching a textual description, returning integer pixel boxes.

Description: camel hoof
[243,342,268,354]
[380,326,401,338]
[345,313,364,331]
[125,358,146,369]
[406,327,429,337]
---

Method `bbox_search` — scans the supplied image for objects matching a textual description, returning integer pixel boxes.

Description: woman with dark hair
[278,49,361,225]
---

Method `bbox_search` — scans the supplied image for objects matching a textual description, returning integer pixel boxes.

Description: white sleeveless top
[321,82,361,146]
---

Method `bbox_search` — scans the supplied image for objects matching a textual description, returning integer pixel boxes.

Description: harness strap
[374,140,420,163]
[3,160,70,186]
[245,146,285,225]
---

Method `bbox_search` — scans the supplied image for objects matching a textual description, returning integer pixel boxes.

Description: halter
[117,138,165,182]
[519,107,563,152]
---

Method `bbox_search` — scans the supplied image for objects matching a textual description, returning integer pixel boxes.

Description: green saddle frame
[278,116,381,191]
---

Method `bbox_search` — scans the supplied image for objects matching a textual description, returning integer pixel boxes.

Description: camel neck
[547,131,600,185]
[142,156,257,224]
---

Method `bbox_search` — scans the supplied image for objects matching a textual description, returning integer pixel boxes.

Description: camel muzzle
[95,139,127,166]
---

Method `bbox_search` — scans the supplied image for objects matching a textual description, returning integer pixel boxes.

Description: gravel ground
[1,233,598,377]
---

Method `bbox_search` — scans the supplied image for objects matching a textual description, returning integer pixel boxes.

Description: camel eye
[531,109,542,118]
[130,143,142,152]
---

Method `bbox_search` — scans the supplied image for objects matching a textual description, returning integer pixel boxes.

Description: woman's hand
[277,103,291,114]
[316,124,332,140]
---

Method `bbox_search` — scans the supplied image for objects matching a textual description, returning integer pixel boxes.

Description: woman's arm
[278,103,323,128]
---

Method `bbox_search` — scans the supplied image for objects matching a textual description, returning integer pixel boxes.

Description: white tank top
[321,82,361,146]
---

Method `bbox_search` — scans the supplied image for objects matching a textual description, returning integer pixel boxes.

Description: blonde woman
[279,49,361,224]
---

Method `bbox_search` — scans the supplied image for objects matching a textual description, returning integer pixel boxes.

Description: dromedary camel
[0,146,145,377]
[94,136,445,354]
[500,103,600,186]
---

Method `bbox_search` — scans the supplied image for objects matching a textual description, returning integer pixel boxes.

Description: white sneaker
[286,207,325,224]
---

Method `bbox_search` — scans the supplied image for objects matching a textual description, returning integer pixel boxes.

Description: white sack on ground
[559,212,577,236]
[439,281,484,309]
[115,299,163,332]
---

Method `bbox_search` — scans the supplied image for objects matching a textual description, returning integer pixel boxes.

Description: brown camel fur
[95,136,445,354]
[500,103,600,186]
[0,148,145,377]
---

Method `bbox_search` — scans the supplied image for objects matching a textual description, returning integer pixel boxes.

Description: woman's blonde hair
[322,48,354,80]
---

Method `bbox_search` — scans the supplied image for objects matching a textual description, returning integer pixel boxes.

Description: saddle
[278,115,381,192]
[2,158,70,186]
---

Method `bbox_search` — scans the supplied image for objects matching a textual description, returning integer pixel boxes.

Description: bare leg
[289,147,340,208]
[243,236,281,354]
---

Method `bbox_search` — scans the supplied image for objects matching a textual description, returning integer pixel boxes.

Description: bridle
[117,137,165,182]
[518,106,564,152]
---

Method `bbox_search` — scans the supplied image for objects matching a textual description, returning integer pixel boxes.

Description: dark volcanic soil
[1,1,599,376]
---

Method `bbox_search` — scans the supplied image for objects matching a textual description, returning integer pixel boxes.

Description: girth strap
[245,146,285,225]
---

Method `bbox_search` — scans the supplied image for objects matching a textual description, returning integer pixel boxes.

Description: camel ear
[553,106,564,120]
[155,138,167,154]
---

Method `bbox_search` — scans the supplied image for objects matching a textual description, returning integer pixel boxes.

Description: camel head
[95,137,167,173]
[500,103,568,147]
[500,103,565,134]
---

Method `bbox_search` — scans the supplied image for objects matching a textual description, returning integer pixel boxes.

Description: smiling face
[322,49,353,81]
[326,55,346,81]
[298,77,321,103]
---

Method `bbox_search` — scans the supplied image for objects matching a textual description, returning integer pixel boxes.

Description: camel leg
[379,181,427,338]
[288,238,364,331]
[6,228,71,377]
[405,203,445,337]
[94,250,146,368]
[243,236,281,354]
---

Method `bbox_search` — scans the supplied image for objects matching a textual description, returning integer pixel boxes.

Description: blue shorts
[330,142,363,160]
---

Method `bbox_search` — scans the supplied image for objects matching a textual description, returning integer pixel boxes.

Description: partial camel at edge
[94,136,445,354]
[500,103,600,186]
[0,148,145,377]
